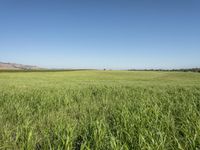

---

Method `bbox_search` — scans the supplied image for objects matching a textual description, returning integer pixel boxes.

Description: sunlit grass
[0,71,200,149]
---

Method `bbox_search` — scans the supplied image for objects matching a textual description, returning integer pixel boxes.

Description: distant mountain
[0,62,40,70]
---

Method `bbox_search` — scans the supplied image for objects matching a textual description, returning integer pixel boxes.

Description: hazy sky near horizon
[0,0,200,69]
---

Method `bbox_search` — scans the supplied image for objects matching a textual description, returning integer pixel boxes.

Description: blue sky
[0,0,200,69]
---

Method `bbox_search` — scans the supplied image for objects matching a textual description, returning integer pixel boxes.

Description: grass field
[0,71,200,149]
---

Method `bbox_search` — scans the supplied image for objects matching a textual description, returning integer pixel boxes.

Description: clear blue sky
[0,0,200,69]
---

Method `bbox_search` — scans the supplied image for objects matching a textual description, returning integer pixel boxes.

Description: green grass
[0,71,200,149]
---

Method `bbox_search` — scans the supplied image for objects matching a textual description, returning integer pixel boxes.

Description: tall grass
[0,71,200,149]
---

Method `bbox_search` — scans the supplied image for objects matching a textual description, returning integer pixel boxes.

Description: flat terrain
[0,71,200,149]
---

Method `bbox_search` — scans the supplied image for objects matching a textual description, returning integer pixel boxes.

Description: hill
[0,62,40,70]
